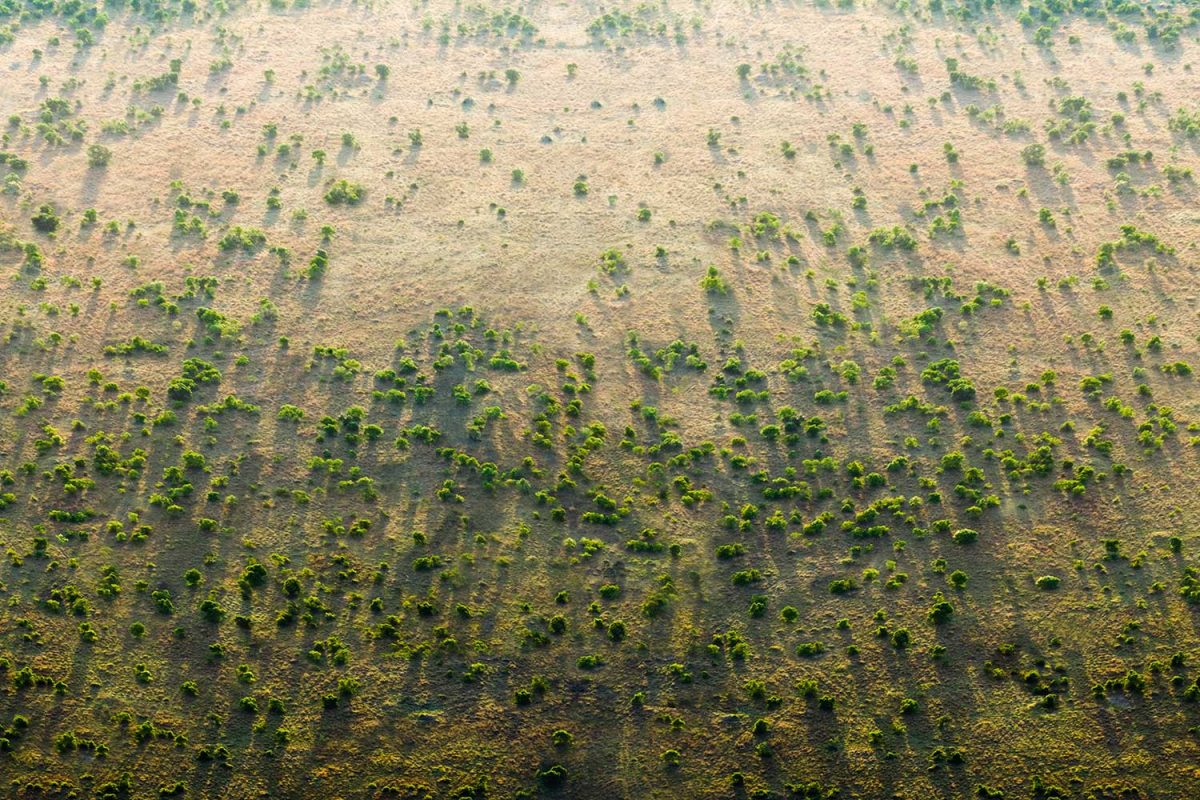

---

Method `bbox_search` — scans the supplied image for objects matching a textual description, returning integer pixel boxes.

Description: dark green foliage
[167,358,221,401]
[796,641,824,657]
[31,204,60,233]
[537,764,567,788]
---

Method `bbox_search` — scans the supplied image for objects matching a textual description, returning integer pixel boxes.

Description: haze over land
[2,0,1200,798]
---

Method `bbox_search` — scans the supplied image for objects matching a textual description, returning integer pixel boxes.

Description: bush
[217,226,267,252]
[700,265,728,294]
[324,179,365,205]
[927,593,954,624]
[167,358,221,401]
[829,577,857,594]
[31,204,60,233]
[198,595,227,622]
[277,404,305,422]
[537,764,567,788]
[305,249,329,279]
[731,569,762,586]
[952,528,978,545]
[87,144,112,167]
[1035,575,1061,590]
[796,641,824,657]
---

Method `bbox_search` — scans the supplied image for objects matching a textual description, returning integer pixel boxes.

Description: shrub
[198,595,227,622]
[168,358,221,401]
[700,265,728,294]
[1035,575,1061,590]
[87,144,112,167]
[927,593,954,624]
[324,179,364,205]
[31,204,60,233]
[277,404,305,422]
[305,249,329,279]
[796,641,824,657]
[952,528,978,545]
[716,543,745,559]
[217,226,267,252]
[731,569,762,586]
[537,764,567,788]
[829,578,857,594]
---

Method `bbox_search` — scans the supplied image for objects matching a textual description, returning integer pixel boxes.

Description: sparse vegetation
[0,3,1196,799]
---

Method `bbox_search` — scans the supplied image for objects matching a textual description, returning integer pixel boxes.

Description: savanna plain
[2,0,1200,798]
